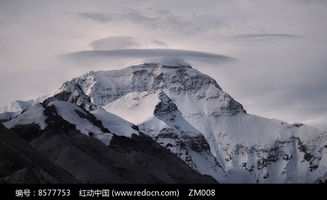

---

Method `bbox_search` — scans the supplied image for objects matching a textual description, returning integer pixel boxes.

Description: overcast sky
[0,0,327,130]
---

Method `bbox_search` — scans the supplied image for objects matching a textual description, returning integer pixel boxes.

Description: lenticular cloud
[61,48,236,67]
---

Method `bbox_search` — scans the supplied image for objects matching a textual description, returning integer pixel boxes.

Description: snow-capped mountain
[49,58,327,183]
[1,58,327,183]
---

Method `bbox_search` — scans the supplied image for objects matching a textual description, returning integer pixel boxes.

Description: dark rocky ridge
[1,103,217,184]
[0,124,78,183]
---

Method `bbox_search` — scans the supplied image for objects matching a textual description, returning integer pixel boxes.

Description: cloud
[230,33,299,41]
[151,40,168,47]
[90,36,140,50]
[61,48,236,67]
[89,36,168,50]
[78,12,113,23]
[78,9,227,34]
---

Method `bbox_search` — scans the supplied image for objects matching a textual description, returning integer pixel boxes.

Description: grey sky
[0,0,326,130]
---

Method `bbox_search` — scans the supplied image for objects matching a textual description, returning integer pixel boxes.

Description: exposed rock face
[46,81,97,111]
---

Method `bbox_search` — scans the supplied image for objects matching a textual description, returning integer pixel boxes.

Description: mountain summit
[1,58,327,183]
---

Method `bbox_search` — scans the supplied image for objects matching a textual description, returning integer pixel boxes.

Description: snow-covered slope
[2,99,139,146]
[0,100,37,122]
[47,101,113,145]
[52,58,327,183]
[0,96,49,122]
[3,103,47,130]
[116,90,225,180]
[93,108,139,138]
[0,100,35,113]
